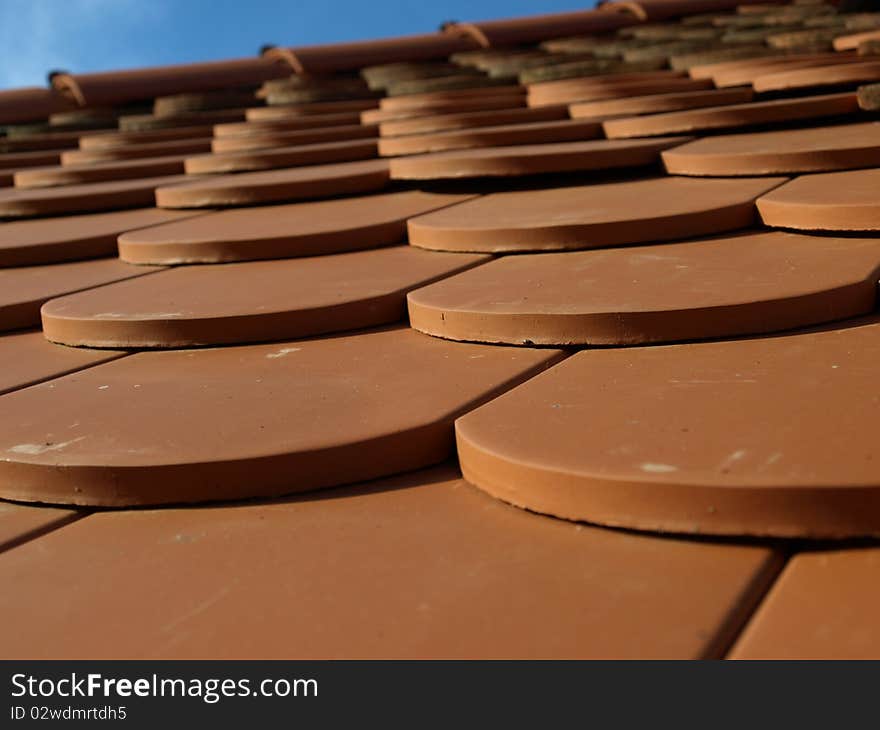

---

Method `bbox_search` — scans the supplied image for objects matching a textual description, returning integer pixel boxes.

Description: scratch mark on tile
[160,586,231,635]
[266,347,302,359]
[9,437,86,455]
[640,462,678,474]
[718,449,747,472]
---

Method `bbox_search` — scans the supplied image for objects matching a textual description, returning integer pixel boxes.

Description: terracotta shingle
[0,207,197,266]
[457,317,880,537]
[119,190,470,263]
[0,174,193,218]
[0,328,560,506]
[212,111,364,136]
[3,0,880,659]
[569,85,753,117]
[0,330,121,396]
[662,122,880,175]
[407,231,880,345]
[526,73,711,106]
[603,92,859,138]
[185,138,378,174]
[407,176,783,252]
[378,118,603,156]
[61,139,212,165]
[757,167,880,230]
[210,123,377,153]
[378,105,568,137]
[0,258,160,331]
[752,59,880,91]
[13,155,188,188]
[389,137,688,179]
[0,466,781,659]
[41,247,488,348]
[246,99,379,119]
[155,159,390,208]
[730,548,880,659]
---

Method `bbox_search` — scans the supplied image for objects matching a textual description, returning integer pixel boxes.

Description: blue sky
[0,0,596,90]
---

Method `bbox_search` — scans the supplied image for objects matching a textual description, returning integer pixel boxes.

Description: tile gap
[0,510,91,556]
[707,548,793,660]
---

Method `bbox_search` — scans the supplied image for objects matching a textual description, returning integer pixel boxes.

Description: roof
[1,0,880,659]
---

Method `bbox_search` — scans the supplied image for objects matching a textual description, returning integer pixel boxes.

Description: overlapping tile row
[2,0,880,658]
[0,465,784,659]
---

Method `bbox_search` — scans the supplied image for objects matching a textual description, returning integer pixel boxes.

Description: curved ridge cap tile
[0,174,193,219]
[0,87,74,125]
[184,139,378,174]
[41,246,490,348]
[729,548,880,660]
[757,168,880,231]
[0,258,161,332]
[119,190,474,264]
[441,9,635,48]
[13,155,188,189]
[0,330,122,397]
[0,328,563,507]
[456,316,880,538]
[388,137,689,179]
[407,231,880,346]
[407,176,785,252]
[0,465,780,659]
[753,61,880,92]
[50,58,290,107]
[263,35,478,76]
[0,208,202,267]
[569,87,755,119]
[155,159,390,209]
[603,92,860,138]
[599,0,782,21]
[661,122,880,176]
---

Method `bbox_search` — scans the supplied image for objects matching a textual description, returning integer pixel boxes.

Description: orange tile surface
[407,231,880,345]
[0,466,781,659]
[0,258,161,331]
[407,176,784,252]
[730,548,880,659]
[2,0,880,659]
[457,318,880,538]
[0,328,560,506]
[119,190,471,263]
[42,247,487,347]
[0,207,199,266]
[0,330,122,395]
[156,159,390,208]
[0,501,78,554]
